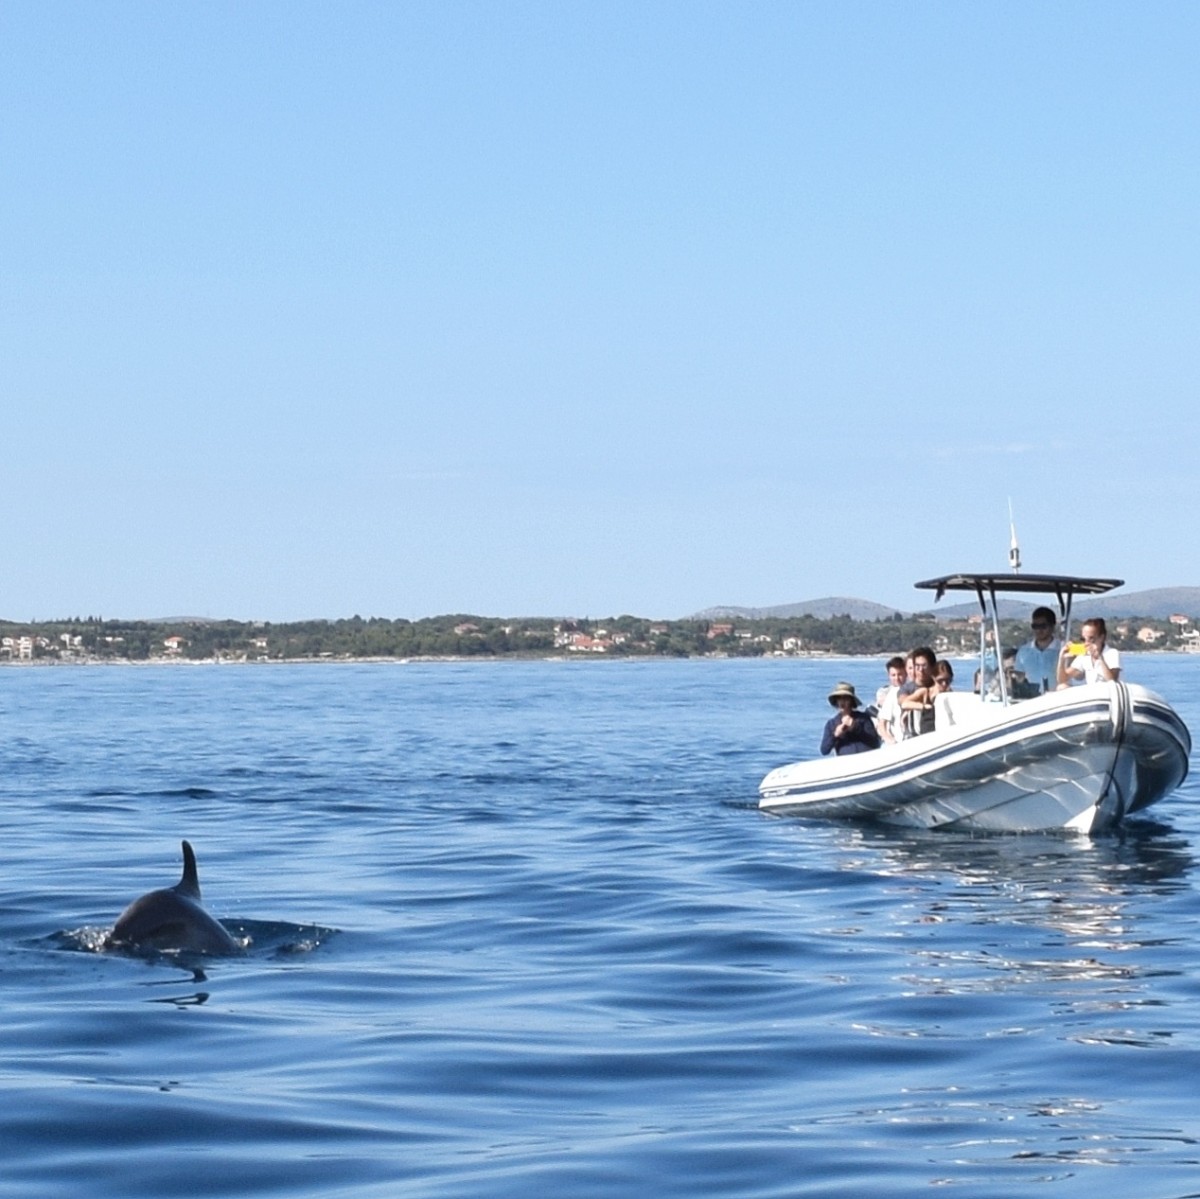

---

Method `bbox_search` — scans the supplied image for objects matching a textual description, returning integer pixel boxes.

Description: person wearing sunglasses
[1013,606,1061,696]
[898,646,939,736]
[1058,617,1122,687]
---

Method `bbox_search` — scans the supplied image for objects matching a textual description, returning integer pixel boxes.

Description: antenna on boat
[1008,499,1021,573]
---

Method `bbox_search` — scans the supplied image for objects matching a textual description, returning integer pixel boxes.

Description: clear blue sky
[4,2,1196,621]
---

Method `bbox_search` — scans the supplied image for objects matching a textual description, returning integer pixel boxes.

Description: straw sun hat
[827,681,861,708]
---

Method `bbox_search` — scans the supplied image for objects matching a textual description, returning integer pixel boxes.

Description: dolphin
[108,840,242,956]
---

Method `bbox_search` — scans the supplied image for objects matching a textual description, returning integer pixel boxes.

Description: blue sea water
[3,655,1200,1199]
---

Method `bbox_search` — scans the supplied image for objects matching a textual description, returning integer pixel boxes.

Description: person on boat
[1013,606,1061,696]
[976,646,1018,699]
[898,646,938,736]
[874,656,908,744]
[821,682,882,756]
[1057,617,1122,686]
[933,662,954,691]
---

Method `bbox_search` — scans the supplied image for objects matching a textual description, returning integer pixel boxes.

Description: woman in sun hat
[820,681,882,756]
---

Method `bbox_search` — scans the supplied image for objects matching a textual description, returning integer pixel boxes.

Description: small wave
[43,919,340,962]
[222,918,341,958]
[82,785,221,800]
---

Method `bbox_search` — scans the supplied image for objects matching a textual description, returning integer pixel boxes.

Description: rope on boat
[1099,682,1130,816]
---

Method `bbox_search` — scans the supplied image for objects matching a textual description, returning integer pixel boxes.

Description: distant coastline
[3,607,1198,666]
[2,649,1196,670]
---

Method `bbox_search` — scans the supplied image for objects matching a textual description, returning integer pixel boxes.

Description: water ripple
[2,658,1200,1196]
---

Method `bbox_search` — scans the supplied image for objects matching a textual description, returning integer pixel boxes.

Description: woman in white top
[1057,617,1121,687]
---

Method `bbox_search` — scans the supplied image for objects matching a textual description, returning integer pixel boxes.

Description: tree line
[2,610,1191,662]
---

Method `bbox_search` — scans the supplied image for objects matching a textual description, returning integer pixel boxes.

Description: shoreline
[0,649,1189,669]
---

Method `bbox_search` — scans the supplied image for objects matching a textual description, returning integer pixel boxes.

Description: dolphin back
[109,840,241,956]
[111,889,241,955]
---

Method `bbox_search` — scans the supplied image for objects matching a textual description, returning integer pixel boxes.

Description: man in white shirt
[1057,618,1122,687]
[874,655,908,743]
[1013,606,1061,695]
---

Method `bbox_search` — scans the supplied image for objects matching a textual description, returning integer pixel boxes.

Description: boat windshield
[979,630,1006,703]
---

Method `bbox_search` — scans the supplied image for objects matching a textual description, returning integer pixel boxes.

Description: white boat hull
[759,682,1190,833]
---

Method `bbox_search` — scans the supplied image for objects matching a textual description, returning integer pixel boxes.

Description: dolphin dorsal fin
[175,840,201,901]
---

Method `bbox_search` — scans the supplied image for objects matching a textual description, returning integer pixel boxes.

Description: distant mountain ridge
[692,597,903,621]
[1063,587,1200,620]
[691,587,1200,623]
[922,586,1200,622]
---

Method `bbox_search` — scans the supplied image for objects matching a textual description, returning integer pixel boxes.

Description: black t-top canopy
[914,573,1124,604]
